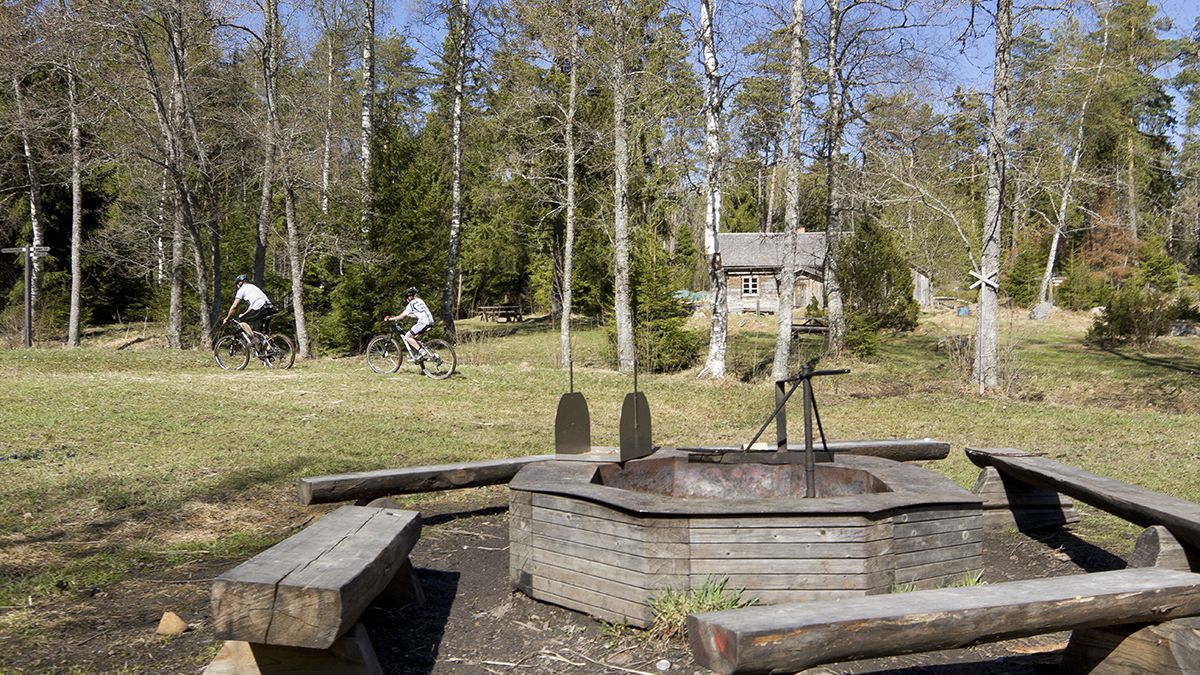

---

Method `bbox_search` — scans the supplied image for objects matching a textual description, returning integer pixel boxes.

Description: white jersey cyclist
[403,295,434,334]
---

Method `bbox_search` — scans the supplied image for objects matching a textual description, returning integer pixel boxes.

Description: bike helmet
[235,274,249,285]
[404,286,417,297]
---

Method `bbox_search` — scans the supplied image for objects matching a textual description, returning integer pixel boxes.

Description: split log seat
[688,568,1200,675]
[966,447,1200,552]
[205,505,422,674]
[299,455,555,505]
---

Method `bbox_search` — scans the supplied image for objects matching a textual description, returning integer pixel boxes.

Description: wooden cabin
[718,232,826,314]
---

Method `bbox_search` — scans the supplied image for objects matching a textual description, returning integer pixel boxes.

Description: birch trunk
[560,2,579,370]
[12,75,45,319]
[166,13,212,349]
[67,67,83,348]
[254,0,279,285]
[611,18,635,374]
[321,15,334,217]
[766,138,780,231]
[975,0,1013,393]
[823,0,846,354]
[262,0,312,357]
[1038,15,1107,306]
[773,0,806,381]
[440,0,469,341]
[699,0,727,379]
[359,0,375,226]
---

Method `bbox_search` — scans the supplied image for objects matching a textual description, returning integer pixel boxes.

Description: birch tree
[440,0,471,341]
[606,0,635,374]
[360,0,375,226]
[698,0,727,379]
[773,0,807,380]
[975,0,1013,393]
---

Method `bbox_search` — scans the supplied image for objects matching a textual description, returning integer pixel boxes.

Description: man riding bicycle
[222,274,275,344]
[384,286,433,362]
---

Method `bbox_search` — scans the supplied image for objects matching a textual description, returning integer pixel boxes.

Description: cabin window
[742,275,759,296]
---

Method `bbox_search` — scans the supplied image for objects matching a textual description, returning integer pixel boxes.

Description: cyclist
[384,286,434,361]
[222,274,275,345]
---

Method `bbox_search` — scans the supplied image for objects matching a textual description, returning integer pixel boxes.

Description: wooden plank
[533,583,654,627]
[894,542,983,569]
[529,525,689,574]
[531,545,685,590]
[299,455,554,504]
[966,448,1200,549]
[202,624,382,675]
[212,506,421,649]
[689,541,891,560]
[714,571,893,592]
[893,528,982,552]
[687,525,888,545]
[1062,618,1200,674]
[688,568,1200,675]
[691,555,892,576]
[735,589,878,605]
[894,517,981,538]
[1130,525,1200,571]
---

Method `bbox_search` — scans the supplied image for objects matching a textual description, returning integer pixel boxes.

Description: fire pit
[509,448,982,627]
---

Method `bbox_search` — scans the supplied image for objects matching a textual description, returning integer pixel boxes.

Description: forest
[2,0,1199,392]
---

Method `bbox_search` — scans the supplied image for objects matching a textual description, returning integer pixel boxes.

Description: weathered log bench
[688,567,1200,675]
[966,447,1200,552]
[204,505,422,674]
[299,455,557,504]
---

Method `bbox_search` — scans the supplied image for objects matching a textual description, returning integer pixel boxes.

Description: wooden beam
[298,455,555,505]
[966,447,1200,550]
[687,568,1200,675]
[212,506,421,649]
[1063,618,1200,675]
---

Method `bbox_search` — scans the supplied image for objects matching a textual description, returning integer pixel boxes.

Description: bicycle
[214,315,295,370]
[366,320,456,379]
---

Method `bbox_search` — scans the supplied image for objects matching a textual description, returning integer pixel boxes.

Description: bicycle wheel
[420,339,456,380]
[263,334,295,369]
[366,335,402,374]
[214,335,250,371]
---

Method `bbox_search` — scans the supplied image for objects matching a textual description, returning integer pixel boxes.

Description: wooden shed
[718,232,826,314]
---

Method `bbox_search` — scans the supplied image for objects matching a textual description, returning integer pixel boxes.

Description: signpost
[2,245,50,347]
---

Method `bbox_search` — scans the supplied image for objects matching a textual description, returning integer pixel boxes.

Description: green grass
[1,309,1198,610]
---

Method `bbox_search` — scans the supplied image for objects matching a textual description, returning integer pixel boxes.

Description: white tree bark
[441,0,470,341]
[12,75,45,319]
[611,8,635,374]
[560,0,579,370]
[67,66,83,348]
[773,0,806,381]
[699,0,727,379]
[1038,13,1108,306]
[823,0,846,353]
[359,0,375,226]
[254,0,279,284]
[975,0,1013,393]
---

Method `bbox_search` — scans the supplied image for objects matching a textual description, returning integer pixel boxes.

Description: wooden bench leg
[1130,525,1200,571]
[203,624,382,675]
[1062,618,1200,674]
[972,467,1079,531]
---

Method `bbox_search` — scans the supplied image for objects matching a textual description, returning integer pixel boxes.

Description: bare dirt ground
[0,486,1124,675]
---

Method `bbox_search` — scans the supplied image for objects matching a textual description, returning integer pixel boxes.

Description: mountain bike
[214,315,295,370]
[366,321,456,379]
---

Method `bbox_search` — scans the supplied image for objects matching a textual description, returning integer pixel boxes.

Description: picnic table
[790,317,828,335]
[478,305,523,322]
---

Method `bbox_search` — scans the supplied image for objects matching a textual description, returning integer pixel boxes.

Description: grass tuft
[647,576,755,645]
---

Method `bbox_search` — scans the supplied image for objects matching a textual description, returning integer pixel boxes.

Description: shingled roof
[717,232,826,275]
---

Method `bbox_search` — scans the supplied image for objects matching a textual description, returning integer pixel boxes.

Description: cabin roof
[718,232,826,275]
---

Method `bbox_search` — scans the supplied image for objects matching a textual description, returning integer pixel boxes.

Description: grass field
[1,308,1199,622]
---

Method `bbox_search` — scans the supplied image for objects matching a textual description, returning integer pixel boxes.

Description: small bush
[844,310,881,358]
[1084,285,1174,349]
[648,577,755,644]
[1056,256,1113,311]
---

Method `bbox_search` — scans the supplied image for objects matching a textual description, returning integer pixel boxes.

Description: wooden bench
[966,447,1200,551]
[688,567,1200,675]
[477,305,523,322]
[790,317,828,335]
[205,505,422,674]
[299,455,555,505]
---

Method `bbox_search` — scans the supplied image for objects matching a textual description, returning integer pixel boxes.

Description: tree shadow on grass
[1101,348,1200,377]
